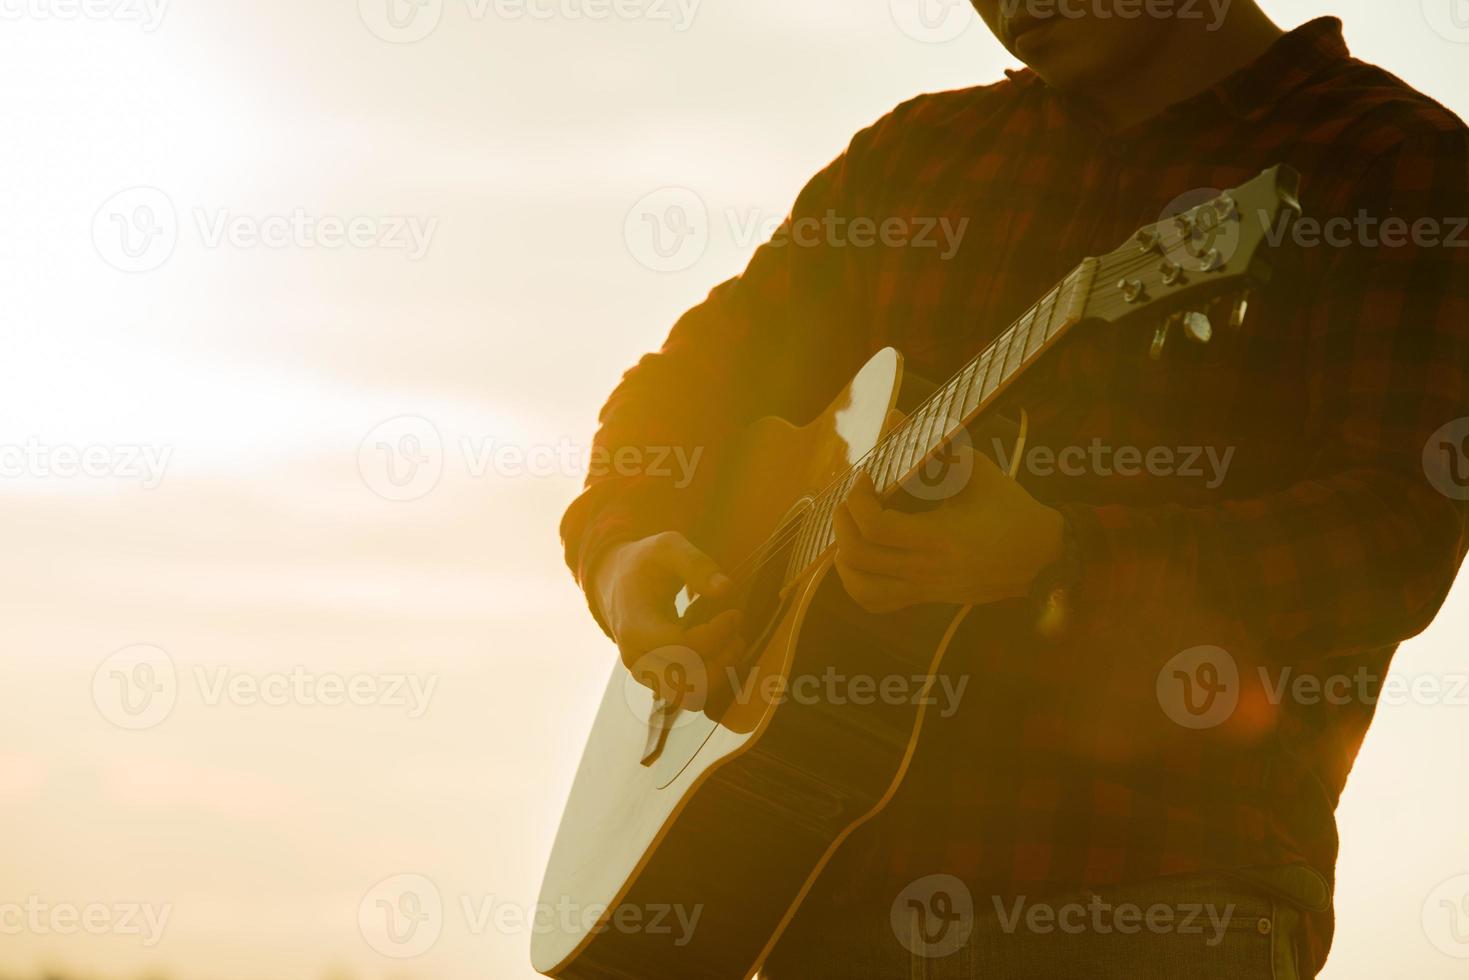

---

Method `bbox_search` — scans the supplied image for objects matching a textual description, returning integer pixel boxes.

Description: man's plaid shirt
[560,19,1469,971]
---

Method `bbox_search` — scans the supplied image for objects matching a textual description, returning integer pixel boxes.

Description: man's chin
[1012,24,1120,91]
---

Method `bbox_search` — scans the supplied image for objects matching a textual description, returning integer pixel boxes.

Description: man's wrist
[583,538,635,638]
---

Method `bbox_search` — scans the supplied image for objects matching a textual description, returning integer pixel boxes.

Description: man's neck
[1074,7,1285,132]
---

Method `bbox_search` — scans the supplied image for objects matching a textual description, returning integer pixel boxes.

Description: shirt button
[1257,917,1273,935]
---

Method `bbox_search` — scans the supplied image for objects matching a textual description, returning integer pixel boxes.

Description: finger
[653,532,732,598]
[833,555,922,614]
[833,502,942,582]
[843,473,946,550]
[617,615,686,674]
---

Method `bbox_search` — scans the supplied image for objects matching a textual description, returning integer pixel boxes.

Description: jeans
[761,870,1314,980]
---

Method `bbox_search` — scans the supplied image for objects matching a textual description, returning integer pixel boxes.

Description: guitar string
[712,247,1240,593]
[705,222,1251,593]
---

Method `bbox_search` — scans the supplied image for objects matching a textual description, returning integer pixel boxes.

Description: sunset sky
[1,1,1467,977]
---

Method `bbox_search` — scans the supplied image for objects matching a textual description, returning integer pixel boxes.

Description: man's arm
[832,129,1469,666]
[561,100,923,642]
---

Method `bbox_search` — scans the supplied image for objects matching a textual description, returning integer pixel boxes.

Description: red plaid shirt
[561,19,1469,971]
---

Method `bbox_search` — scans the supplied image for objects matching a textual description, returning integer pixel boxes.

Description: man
[561,3,1469,977]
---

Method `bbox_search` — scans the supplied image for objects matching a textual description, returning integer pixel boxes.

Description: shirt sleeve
[1057,129,1469,664]
[559,104,918,632]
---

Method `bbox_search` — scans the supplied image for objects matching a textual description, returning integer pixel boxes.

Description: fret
[1028,288,1057,357]
[934,374,961,443]
[903,402,936,474]
[964,347,994,416]
[807,491,836,561]
[1049,275,1073,340]
[955,355,982,419]
[870,434,897,494]
[790,500,820,577]
[1005,307,1033,377]
[982,329,1013,400]
[886,417,921,488]
[868,438,895,490]
[919,391,948,460]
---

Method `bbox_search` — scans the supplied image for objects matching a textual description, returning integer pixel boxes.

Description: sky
[1,1,1467,978]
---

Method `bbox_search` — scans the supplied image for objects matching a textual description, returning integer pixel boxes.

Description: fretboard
[783,258,1098,585]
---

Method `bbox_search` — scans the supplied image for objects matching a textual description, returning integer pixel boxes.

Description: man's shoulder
[846,76,1028,159]
[1299,55,1467,156]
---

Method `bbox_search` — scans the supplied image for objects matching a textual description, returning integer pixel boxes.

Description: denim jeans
[761,869,1315,980]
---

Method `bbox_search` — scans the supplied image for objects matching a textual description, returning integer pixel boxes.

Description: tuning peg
[1228,290,1250,330]
[1182,311,1212,344]
[1150,313,1180,360]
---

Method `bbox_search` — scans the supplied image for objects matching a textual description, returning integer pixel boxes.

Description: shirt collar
[1003,17,1350,127]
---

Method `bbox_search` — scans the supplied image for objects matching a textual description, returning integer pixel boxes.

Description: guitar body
[532,347,978,980]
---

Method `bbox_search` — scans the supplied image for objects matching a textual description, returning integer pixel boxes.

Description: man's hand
[590,532,744,705]
[832,450,1064,614]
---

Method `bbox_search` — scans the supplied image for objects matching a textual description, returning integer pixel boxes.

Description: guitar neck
[783,257,1100,585]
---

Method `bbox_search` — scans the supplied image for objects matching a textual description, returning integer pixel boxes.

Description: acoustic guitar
[533,165,1301,980]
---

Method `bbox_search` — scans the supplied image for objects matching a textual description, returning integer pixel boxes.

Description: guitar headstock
[1083,165,1301,352]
